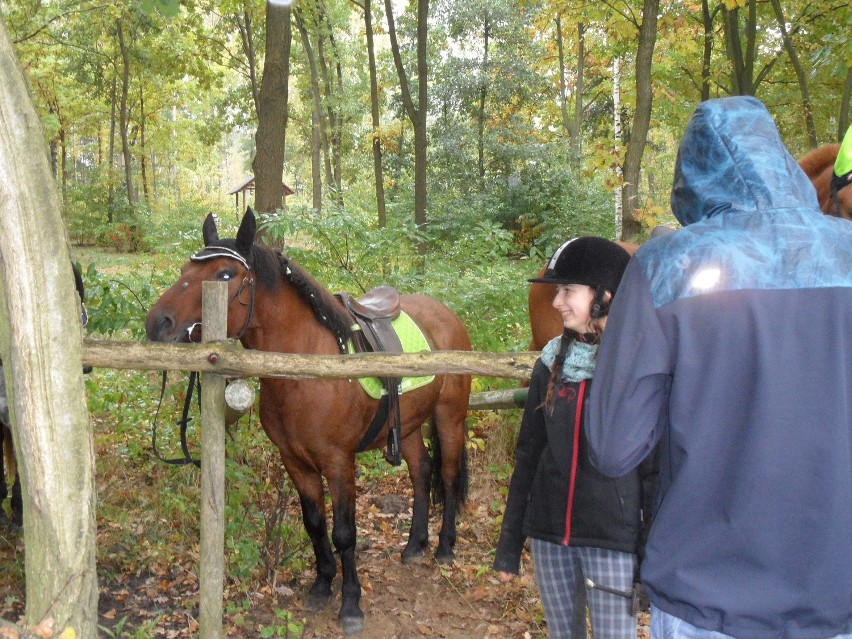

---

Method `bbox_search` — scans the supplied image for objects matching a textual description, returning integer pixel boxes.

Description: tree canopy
[2,0,849,247]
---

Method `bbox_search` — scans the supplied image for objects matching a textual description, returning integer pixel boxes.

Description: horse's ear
[202,213,219,246]
[235,208,256,256]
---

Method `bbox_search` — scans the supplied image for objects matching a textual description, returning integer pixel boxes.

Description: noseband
[188,246,256,342]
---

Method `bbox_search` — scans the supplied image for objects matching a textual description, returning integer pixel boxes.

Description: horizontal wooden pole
[82,339,537,381]
[468,387,529,410]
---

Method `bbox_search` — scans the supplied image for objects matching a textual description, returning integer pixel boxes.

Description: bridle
[187,245,256,343]
[150,245,257,468]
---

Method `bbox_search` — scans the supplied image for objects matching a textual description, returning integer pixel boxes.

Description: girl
[493,236,655,639]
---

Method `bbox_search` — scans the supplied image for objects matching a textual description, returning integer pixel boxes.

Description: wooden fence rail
[82,339,538,382]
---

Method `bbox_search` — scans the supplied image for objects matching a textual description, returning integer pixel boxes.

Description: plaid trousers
[531,539,637,639]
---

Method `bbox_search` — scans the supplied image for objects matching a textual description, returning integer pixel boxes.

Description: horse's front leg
[328,467,363,636]
[401,434,432,563]
[288,466,336,610]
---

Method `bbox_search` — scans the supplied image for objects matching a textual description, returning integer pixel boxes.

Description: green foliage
[83,264,162,338]
[258,608,305,638]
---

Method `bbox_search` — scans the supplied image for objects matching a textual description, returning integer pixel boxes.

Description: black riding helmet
[529,237,631,303]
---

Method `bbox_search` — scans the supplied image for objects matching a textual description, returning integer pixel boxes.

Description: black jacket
[493,359,657,575]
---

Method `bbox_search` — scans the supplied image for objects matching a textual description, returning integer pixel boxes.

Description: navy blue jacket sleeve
[586,258,672,477]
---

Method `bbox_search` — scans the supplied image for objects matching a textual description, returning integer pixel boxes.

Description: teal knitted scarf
[540,335,598,382]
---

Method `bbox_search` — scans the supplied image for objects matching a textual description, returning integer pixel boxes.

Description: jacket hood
[671,96,818,226]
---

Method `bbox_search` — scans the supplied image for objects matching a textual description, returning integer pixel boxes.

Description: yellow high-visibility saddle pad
[348,311,435,399]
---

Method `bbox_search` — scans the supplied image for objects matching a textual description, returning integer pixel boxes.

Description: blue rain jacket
[586,96,852,639]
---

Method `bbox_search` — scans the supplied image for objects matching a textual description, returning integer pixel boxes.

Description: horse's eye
[217,270,233,281]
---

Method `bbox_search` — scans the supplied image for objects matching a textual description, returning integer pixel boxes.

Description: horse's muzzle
[144,309,192,343]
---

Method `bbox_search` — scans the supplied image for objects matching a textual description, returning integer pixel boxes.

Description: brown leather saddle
[336,286,405,466]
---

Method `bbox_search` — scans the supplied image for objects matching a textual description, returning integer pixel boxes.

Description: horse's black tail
[429,417,469,508]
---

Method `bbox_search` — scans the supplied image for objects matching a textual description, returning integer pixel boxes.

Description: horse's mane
[246,242,355,347]
[798,143,840,179]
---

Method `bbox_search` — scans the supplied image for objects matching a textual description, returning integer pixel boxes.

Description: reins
[151,370,201,467]
[149,245,256,468]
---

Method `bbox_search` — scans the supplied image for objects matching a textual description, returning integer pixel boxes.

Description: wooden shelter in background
[229,176,294,216]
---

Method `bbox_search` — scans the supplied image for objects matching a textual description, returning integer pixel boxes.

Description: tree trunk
[621,0,658,240]
[613,55,623,239]
[364,0,387,227]
[316,25,344,205]
[413,0,428,232]
[58,111,67,202]
[116,18,135,215]
[139,88,151,201]
[311,109,323,212]
[251,3,291,215]
[108,72,117,219]
[0,21,98,636]
[701,0,713,101]
[556,17,584,165]
[477,15,490,190]
[840,66,851,140]
[722,1,756,95]
[573,23,585,162]
[236,10,259,114]
[769,0,817,147]
[295,11,333,198]
[385,0,429,233]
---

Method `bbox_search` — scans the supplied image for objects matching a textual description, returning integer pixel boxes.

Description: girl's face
[552,283,596,333]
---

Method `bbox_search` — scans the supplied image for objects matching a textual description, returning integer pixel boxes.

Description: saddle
[336,286,405,466]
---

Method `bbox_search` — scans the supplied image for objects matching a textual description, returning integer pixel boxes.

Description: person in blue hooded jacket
[585,96,852,639]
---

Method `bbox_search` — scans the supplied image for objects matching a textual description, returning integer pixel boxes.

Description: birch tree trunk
[0,21,97,637]
[613,55,623,240]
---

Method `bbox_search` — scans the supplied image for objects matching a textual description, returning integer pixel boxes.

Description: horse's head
[145,209,258,343]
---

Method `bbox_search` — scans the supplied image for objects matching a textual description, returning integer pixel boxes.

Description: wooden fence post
[199,282,227,639]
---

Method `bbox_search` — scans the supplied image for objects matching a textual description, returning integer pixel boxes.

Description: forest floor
[0,405,649,639]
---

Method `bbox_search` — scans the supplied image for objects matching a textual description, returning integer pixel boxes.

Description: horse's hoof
[307,591,332,612]
[340,615,364,636]
[434,549,454,565]
[401,548,426,565]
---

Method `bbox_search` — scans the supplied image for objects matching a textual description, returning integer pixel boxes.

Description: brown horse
[145,209,471,636]
[798,143,852,220]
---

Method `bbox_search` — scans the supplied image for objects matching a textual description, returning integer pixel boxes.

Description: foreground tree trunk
[621,0,659,240]
[0,21,97,637]
[252,3,292,215]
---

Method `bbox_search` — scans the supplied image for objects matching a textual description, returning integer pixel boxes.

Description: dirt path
[1,448,650,639]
